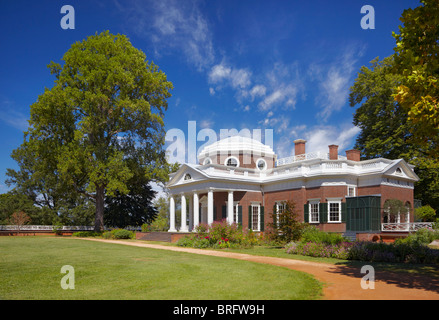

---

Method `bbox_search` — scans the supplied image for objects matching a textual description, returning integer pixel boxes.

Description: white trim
[250,203,261,231]
[327,201,341,223]
[308,200,320,224]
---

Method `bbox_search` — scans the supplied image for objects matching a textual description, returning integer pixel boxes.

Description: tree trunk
[94,185,105,232]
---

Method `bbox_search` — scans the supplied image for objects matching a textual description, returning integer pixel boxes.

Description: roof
[198,136,275,159]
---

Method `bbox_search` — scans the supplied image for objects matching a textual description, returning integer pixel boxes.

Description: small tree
[268,201,305,244]
[415,205,437,222]
[8,211,31,232]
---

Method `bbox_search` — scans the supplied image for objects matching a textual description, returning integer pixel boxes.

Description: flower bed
[176,220,259,249]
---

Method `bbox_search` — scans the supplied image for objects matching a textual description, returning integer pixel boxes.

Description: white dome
[198,136,275,159]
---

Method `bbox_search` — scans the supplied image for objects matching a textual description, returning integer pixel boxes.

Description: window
[225,156,239,168]
[328,201,341,223]
[203,157,212,165]
[251,204,260,231]
[309,201,320,223]
[347,186,356,197]
[256,158,267,171]
[275,201,286,226]
[183,173,192,181]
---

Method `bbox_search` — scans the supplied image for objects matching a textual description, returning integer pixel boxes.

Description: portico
[168,189,236,232]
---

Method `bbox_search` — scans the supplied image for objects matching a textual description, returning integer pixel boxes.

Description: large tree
[8,31,174,231]
[392,0,439,157]
[349,55,439,212]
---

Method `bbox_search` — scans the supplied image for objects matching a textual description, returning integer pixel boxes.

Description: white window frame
[275,201,286,227]
[203,157,212,165]
[309,200,320,223]
[327,201,341,223]
[347,186,356,197]
[250,202,261,231]
[224,156,240,168]
[255,158,267,171]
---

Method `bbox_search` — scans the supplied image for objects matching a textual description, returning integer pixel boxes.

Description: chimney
[346,149,361,161]
[328,145,338,160]
[294,139,306,156]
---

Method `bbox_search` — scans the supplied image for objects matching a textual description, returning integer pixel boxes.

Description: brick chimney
[346,149,361,161]
[328,145,338,160]
[294,139,306,156]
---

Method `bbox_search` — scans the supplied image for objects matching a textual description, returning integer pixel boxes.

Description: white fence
[0,225,142,231]
[0,225,95,231]
[381,222,434,232]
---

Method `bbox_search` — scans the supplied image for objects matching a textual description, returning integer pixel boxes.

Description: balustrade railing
[381,222,434,232]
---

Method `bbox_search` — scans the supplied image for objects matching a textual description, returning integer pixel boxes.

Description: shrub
[102,229,135,239]
[300,225,347,245]
[73,231,103,237]
[285,241,352,260]
[176,220,259,249]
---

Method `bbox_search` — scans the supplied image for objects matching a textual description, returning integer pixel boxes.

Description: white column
[188,195,193,231]
[207,189,214,225]
[168,196,176,232]
[193,192,200,230]
[227,191,234,224]
[180,194,188,232]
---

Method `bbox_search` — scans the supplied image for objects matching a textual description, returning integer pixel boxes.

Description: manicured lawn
[0,237,322,300]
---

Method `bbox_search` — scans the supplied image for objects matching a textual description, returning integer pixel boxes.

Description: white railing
[0,225,94,231]
[381,222,434,232]
[277,152,346,166]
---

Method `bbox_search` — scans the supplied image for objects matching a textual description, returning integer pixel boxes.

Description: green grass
[0,237,322,300]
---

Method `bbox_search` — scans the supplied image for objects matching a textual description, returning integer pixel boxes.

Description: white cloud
[208,62,251,90]
[118,0,214,71]
[303,125,361,154]
[313,46,363,121]
[250,85,267,100]
[272,123,360,158]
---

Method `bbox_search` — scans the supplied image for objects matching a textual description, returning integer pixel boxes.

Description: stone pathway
[81,238,439,300]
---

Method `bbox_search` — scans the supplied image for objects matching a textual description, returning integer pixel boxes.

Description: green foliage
[415,205,437,222]
[395,227,439,246]
[102,229,135,239]
[267,201,306,244]
[7,31,174,231]
[300,225,347,245]
[392,0,439,157]
[72,231,103,237]
[176,220,259,249]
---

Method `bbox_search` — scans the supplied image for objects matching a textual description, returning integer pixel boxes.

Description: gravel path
[81,238,439,300]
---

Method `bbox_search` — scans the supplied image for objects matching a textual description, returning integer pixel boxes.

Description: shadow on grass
[330,260,439,294]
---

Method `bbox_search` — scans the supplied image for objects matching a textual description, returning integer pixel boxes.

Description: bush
[285,241,352,260]
[300,225,347,245]
[395,228,439,246]
[176,220,259,249]
[73,231,103,237]
[102,229,135,239]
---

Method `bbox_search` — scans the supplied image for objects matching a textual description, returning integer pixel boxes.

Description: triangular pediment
[167,164,209,188]
[382,159,419,181]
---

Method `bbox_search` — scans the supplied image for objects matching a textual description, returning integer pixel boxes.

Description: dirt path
[81,238,439,300]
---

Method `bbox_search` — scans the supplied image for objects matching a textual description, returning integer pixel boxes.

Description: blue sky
[0,0,419,193]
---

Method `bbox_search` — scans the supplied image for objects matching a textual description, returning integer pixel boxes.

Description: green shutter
[248,206,252,230]
[304,203,309,223]
[221,205,227,220]
[319,203,327,223]
[260,206,265,231]
[341,202,347,222]
[238,206,243,226]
